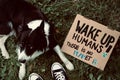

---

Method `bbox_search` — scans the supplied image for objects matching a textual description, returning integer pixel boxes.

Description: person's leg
[51,62,68,80]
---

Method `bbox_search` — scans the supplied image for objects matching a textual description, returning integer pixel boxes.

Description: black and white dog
[0,0,74,80]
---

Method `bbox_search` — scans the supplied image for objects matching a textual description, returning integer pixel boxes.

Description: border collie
[0,0,74,80]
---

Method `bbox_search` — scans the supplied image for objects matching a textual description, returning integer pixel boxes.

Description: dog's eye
[30,46,33,49]
[20,42,24,47]
[27,44,34,50]
[20,44,23,47]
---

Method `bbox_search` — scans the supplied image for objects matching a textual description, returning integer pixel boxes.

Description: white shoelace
[54,71,65,80]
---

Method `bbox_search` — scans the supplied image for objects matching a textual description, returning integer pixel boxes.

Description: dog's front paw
[2,52,10,59]
[19,63,26,80]
[65,61,74,71]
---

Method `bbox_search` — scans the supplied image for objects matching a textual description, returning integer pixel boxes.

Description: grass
[0,0,120,80]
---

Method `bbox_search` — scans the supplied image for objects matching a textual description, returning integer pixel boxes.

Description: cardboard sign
[61,14,120,70]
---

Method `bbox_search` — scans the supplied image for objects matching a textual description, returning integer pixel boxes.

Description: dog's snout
[19,59,26,63]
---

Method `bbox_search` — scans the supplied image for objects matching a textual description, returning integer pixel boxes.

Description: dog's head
[17,20,50,63]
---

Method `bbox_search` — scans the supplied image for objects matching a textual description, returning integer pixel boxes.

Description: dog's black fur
[0,0,48,34]
[0,0,57,55]
[0,0,74,79]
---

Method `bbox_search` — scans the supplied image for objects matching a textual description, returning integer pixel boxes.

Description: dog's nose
[19,59,26,63]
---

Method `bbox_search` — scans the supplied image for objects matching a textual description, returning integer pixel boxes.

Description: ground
[0,0,120,80]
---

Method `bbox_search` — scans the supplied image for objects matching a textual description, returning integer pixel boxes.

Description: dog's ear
[35,20,45,34]
[40,20,44,29]
[20,30,31,40]
[40,20,44,27]
[17,24,31,43]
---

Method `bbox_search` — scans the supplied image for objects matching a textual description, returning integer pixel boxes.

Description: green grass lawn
[0,0,120,80]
